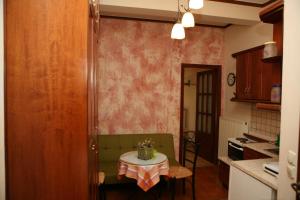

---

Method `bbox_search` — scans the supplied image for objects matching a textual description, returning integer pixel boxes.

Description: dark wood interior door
[195,70,217,163]
[5,0,91,199]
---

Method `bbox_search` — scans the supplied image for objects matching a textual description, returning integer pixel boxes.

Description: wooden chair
[98,172,106,200]
[169,136,200,200]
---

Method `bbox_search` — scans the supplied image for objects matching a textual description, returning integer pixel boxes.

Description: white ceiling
[100,0,265,27]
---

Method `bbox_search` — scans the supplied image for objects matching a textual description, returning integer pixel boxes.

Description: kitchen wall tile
[250,105,281,138]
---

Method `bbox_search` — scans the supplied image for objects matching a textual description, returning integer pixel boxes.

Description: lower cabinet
[228,166,276,200]
[244,147,271,160]
[218,160,230,188]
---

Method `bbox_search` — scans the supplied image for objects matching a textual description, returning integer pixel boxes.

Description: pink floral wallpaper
[98,18,224,157]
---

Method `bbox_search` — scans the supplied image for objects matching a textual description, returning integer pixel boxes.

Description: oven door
[228,141,244,160]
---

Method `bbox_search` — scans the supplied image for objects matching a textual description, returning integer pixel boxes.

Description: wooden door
[5,0,91,199]
[195,70,217,163]
[88,2,100,199]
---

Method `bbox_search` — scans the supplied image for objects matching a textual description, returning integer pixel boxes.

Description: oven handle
[229,143,244,151]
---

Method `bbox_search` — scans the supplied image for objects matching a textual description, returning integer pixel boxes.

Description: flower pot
[137,146,154,160]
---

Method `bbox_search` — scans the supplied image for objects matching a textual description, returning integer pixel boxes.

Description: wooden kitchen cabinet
[232,46,279,102]
[235,52,250,100]
[219,160,230,188]
[244,147,271,160]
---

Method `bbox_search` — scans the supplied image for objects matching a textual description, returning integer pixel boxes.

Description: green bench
[98,133,180,185]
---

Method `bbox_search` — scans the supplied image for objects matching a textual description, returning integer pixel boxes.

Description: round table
[118,151,169,192]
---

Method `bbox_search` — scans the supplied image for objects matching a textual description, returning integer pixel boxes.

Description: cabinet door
[243,147,271,160]
[253,48,273,101]
[218,160,230,188]
[248,49,262,100]
[236,47,275,101]
[236,53,250,99]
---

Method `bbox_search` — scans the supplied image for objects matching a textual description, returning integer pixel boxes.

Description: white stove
[228,137,256,160]
[228,137,256,147]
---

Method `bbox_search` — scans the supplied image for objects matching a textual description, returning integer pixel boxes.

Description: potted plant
[137,138,155,160]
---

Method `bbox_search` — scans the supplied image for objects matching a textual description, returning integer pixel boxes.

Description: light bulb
[182,12,195,28]
[171,23,185,40]
[189,0,204,9]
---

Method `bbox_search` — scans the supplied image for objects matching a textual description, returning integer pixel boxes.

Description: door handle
[229,143,243,151]
[292,182,300,197]
[91,144,96,151]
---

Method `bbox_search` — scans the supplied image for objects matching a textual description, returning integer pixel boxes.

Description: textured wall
[98,18,224,156]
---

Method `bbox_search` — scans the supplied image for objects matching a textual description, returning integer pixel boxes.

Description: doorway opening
[180,64,221,165]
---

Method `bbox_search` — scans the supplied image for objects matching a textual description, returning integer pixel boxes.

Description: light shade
[182,12,195,28]
[171,23,185,40]
[189,0,204,9]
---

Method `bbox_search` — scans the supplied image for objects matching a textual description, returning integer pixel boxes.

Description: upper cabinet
[232,46,279,102]
[260,0,284,57]
[231,0,283,111]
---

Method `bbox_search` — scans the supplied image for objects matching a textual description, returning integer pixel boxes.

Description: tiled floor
[103,166,228,200]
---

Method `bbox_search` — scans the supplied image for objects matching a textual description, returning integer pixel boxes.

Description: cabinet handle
[91,144,96,151]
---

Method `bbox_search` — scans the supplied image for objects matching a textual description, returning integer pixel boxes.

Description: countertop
[231,158,278,190]
[219,142,279,190]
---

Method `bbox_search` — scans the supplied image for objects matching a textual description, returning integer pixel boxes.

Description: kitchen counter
[244,142,279,159]
[230,142,279,190]
[223,142,279,191]
[219,156,233,165]
[231,158,278,190]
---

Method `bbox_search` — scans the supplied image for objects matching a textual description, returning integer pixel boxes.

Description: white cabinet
[228,166,277,200]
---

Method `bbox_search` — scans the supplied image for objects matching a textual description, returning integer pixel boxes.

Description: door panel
[5,0,89,199]
[236,53,249,99]
[195,70,217,163]
[248,50,261,99]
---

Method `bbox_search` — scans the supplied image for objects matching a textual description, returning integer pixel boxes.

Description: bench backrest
[97,133,176,163]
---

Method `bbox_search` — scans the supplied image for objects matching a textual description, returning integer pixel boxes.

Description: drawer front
[243,147,271,160]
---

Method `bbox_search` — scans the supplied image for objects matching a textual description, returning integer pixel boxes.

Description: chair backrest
[182,135,200,175]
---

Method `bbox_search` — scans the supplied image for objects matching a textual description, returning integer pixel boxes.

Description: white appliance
[227,137,256,160]
[263,162,279,177]
[229,166,277,200]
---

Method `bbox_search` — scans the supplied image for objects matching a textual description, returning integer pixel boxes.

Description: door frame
[180,64,222,164]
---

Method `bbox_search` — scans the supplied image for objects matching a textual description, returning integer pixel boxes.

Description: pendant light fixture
[171,0,185,40]
[182,12,195,28]
[189,0,204,9]
[171,23,185,39]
